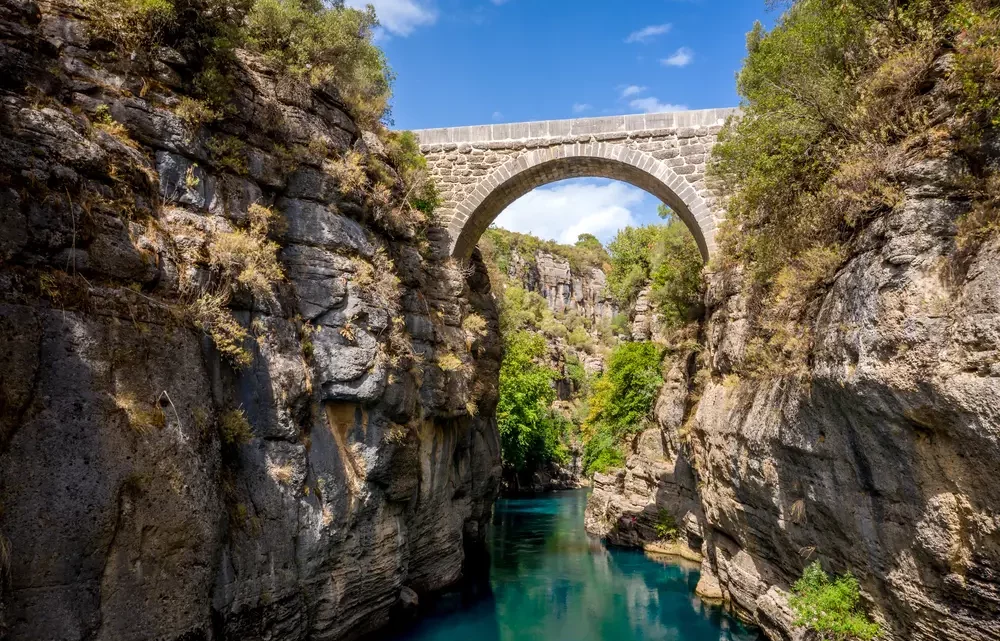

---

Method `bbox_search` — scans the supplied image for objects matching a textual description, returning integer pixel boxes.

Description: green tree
[575,233,606,255]
[790,562,882,641]
[606,218,703,329]
[581,341,664,475]
[496,331,566,473]
[649,215,705,327]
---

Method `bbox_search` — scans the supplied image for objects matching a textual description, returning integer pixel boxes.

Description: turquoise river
[389,489,764,641]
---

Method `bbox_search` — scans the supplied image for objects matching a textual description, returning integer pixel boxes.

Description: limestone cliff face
[0,2,501,640]
[586,152,1000,639]
[505,250,615,330]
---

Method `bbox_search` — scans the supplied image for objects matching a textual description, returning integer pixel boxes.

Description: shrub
[326,150,367,196]
[219,408,254,445]
[496,331,565,473]
[462,313,489,337]
[606,210,703,329]
[790,562,882,641]
[580,341,663,476]
[567,325,593,352]
[610,313,631,337]
[175,97,221,128]
[565,356,588,392]
[585,341,664,440]
[582,424,624,475]
[654,509,679,541]
[649,213,705,328]
[206,227,283,300]
[243,0,391,126]
[206,135,249,175]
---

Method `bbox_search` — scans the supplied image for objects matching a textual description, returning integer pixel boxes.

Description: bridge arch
[450,143,714,261]
[413,108,737,262]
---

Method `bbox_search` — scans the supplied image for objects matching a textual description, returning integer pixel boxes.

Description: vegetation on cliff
[710,0,1000,376]
[496,331,571,474]
[605,206,704,328]
[87,0,391,126]
[790,562,882,641]
[74,0,442,369]
[484,218,703,480]
[582,341,665,475]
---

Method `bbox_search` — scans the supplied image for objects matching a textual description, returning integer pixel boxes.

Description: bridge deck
[412,107,739,146]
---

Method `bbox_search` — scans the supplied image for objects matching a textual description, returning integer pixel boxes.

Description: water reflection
[392,490,762,641]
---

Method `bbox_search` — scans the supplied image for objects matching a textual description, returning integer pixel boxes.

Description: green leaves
[496,331,566,473]
[582,341,664,475]
[790,562,882,641]
[606,215,703,329]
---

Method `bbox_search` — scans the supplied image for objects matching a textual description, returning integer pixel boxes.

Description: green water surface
[391,489,763,641]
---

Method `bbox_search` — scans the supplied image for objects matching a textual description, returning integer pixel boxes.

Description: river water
[391,489,763,641]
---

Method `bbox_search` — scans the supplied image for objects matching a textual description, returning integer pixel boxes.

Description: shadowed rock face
[0,1,501,639]
[585,150,1000,641]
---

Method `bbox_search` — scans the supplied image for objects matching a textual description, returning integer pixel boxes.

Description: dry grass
[192,294,252,367]
[267,461,295,484]
[114,392,165,433]
[219,408,254,445]
[350,248,401,315]
[206,229,283,300]
[194,205,283,367]
[462,313,488,337]
[92,105,139,149]
[325,151,367,195]
[437,352,463,372]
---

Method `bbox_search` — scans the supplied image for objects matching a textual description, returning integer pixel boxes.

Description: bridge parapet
[412,108,739,260]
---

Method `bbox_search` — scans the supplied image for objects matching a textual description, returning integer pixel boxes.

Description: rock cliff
[504,249,615,328]
[0,1,501,640]
[586,141,1000,639]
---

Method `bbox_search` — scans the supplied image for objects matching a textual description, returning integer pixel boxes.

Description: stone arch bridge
[413,108,738,261]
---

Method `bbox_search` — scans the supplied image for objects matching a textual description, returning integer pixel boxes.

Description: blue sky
[348,0,776,245]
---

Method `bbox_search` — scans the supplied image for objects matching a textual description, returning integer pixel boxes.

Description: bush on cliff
[497,331,569,474]
[790,562,882,641]
[87,0,391,126]
[582,341,664,475]
[710,0,1000,376]
[605,208,703,330]
[481,227,611,274]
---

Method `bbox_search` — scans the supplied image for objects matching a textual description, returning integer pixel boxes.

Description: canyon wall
[0,1,501,639]
[586,148,1000,640]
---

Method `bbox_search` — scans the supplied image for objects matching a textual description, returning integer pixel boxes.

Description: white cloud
[620,85,647,98]
[662,47,694,67]
[492,111,504,120]
[346,0,437,36]
[629,97,688,113]
[494,180,650,245]
[625,23,672,44]
[572,103,592,114]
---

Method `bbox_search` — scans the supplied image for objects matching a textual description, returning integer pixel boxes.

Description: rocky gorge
[585,115,1000,641]
[0,1,502,639]
[1,1,999,641]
